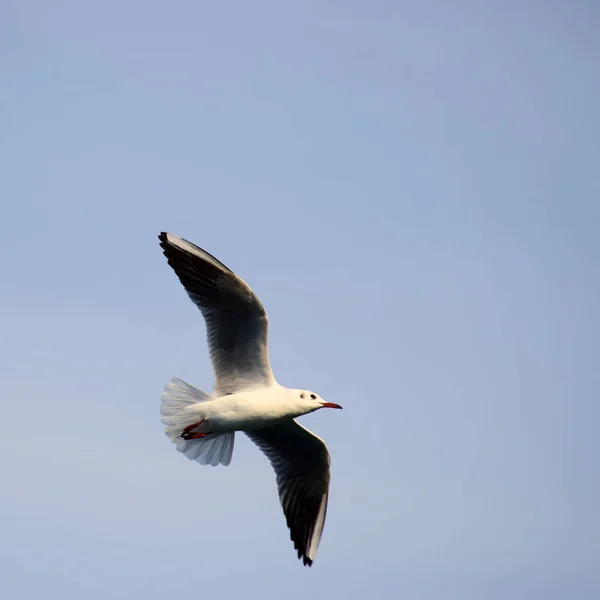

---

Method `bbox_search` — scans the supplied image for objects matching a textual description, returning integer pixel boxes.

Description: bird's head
[298,390,343,412]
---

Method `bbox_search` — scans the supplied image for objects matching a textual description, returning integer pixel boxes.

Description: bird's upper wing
[245,420,331,566]
[159,232,275,395]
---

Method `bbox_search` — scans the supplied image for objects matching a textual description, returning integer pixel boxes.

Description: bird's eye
[310,393,316,399]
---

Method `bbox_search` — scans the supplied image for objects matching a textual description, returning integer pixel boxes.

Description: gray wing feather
[245,420,331,566]
[159,232,275,394]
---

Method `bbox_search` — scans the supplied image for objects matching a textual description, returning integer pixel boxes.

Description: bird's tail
[160,377,235,467]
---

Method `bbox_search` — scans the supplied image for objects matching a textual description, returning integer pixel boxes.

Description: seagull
[158,232,342,567]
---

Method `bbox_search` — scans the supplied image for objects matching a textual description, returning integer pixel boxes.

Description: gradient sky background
[1,1,599,599]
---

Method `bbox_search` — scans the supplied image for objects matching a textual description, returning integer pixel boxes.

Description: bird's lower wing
[245,420,331,566]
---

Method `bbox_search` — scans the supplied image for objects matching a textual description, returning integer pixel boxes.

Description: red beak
[320,402,343,409]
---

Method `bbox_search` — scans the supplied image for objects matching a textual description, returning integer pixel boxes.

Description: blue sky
[1,1,599,598]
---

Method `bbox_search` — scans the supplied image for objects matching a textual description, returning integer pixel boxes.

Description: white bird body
[164,385,323,436]
[158,232,342,566]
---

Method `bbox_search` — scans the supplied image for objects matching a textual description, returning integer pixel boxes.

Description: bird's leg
[181,419,210,440]
[182,431,209,440]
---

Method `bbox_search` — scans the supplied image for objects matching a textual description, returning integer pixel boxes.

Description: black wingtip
[297,548,313,567]
[158,232,237,276]
[158,232,169,252]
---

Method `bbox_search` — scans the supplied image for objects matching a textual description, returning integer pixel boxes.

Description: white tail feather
[176,433,235,466]
[160,377,235,467]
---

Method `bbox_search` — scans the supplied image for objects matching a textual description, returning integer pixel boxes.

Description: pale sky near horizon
[1,1,599,599]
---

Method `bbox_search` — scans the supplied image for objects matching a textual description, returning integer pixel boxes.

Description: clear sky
[1,1,599,598]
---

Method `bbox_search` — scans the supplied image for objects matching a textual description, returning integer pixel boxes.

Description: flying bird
[158,232,342,566]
